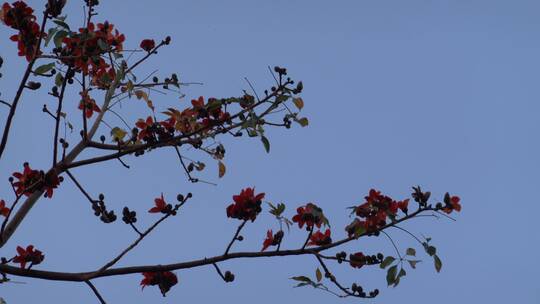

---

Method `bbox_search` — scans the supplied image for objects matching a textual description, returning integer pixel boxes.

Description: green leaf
[44,27,58,46]
[54,30,68,48]
[394,268,406,287]
[292,97,304,110]
[261,136,270,153]
[297,117,309,127]
[407,259,421,269]
[34,62,55,74]
[291,276,312,283]
[406,248,416,256]
[294,282,309,288]
[53,19,70,30]
[380,256,395,269]
[433,254,442,273]
[386,265,397,286]
[269,202,286,217]
[55,73,63,87]
[97,38,108,51]
[315,268,322,282]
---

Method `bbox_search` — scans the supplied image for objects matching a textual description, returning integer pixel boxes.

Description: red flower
[140,271,178,296]
[160,117,176,131]
[1,1,42,61]
[148,193,172,214]
[345,218,366,237]
[43,169,62,198]
[139,39,155,52]
[191,96,204,109]
[226,187,265,222]
[12,162,42,196]
[292,203,327,229]
[12,245,44,269]
[136,116,155,141]
[0,200,10,217]
[78,90,101,118]
[307,229,332,247]
[443,194,461,214]
[397,199,409,213]
[261,229,283,252]
[352,189,409,232]
[349,252,366,269]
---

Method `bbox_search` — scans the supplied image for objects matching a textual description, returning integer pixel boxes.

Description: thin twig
[224,220,247,255]
[85,280,107,304]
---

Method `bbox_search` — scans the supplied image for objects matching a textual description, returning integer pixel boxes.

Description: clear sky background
[0,0,539,303]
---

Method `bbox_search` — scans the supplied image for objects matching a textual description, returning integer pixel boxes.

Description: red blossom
[352,189,409,232]
[57,20,124,87]
[292,203,327,229]
[349,252,366,269]
[148,193,171,214]
[78,90,101,118]
[307,229,332,247]
[140,271,178,296]
[226,187,265,222]
[443,194,461,214]
[12,162,41,196]
[12,245,44,269]
[0,200,10,217]
[191,96,204,109]
[139,39,155,52]
[1,1,42,61]
[136,116,155,141]
[261,229,283,252]
[43,169,62,198]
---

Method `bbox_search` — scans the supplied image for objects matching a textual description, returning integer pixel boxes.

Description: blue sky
[0,0,539,303]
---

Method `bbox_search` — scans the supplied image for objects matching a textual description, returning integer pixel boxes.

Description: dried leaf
[134,90,155,111]
[218,161,226,178]
[292,97,304,110]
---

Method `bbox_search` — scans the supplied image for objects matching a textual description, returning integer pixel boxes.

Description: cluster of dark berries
[92,193,116,223]
[223,271,235,282]
[122,207,137,224]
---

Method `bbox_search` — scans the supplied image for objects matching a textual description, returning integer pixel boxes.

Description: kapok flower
[307,229,332,247]
[43,169,62,198]
[261,229,284,252]
[1,1,42,61]
[292,203,327,229]
[140,271,178,296]
[139,39,155,52]
[148,193,173,214]
[352,189,409,232]
[349,252,366,269]
[12,245,44,269]
[191,96,204,109]
[0,200,10,217]
[226,187,265,222]
[78,90,101,118]
[443,193,461,214]
[12,162,42,196]
[136,116,156,141]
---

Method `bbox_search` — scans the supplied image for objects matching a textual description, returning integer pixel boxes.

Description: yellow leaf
[297,117,309,127]
[315,268,322,282]
[218,161,226,178]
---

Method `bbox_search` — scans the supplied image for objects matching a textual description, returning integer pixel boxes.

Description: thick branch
[0,207,431,282]
[0,66,126,248]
